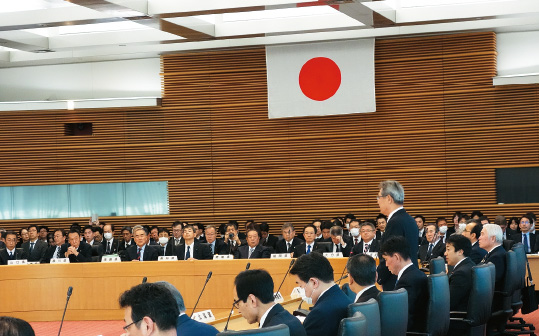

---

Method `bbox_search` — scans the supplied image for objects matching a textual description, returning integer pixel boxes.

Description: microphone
[58,286,73,336]
[223,301,235,331]
[336,274,348,284]
[190,271,213,317]
[245,262,250,270]
[336,262,347,285]
[293,299,309,317]
[142,277,147,284]
[274,259,295,299]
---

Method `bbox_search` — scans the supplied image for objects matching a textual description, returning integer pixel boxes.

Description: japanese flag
[266,39,375,119]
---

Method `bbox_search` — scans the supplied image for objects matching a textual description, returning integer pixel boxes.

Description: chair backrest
[217,324,289,336]
[503,250,520,296]
[425,273,450,336]
[466,264,494,326]
[348,299,380,336]
[91,244,100,256]
[511,243,526,290]
[429,256,446,275]
[341,283,358,301]
[378,288,408,336]
[338,312,367,336]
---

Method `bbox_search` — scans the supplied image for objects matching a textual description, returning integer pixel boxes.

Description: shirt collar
[354,284,376,303]
[453,257,467,269]
[387,206,404,223]
[397,262,413,281]
[259,304,277,328]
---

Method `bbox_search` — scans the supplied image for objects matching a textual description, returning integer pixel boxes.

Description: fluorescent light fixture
[493,73,539,86]
[0,97,161,112]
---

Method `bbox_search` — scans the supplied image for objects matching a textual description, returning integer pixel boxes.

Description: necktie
[354,238,358,245]
[210,243,214,254]
[306,245,311,254]
[175,239,180,246]
[336,244,341,253]
[287,242,291,253]
[249,248,254,258]
[481,252,489,264]
[55,246,60,259]
[364,244,370,253]
[186,246,191,260]
[161,246,165,256]
[9,251,14,260]
[427,243,434,256]
[106,241,111,254]
[523,234,530,253]
[137,247,141,261]
[30,242,35,253]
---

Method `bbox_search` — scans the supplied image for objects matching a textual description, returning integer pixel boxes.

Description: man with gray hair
[478,223,506,291]
[156,281,219,336]
[375,180,419,290]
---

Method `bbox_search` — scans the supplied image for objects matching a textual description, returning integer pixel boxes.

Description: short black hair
[68,229,81,237]
[104,223,115,231]
[234,269,275,304]
[84,225,93,232]
[380,236,410,261]
[446,234,472,257]
[479,215,489,223]
[303,224,317,234]
[119,283,179,331]
[470,222,483,239]
[426,223,439,233]
[246,228,261,239]
[0,316,35,336]
[39,226,49,232]
[347,254,376,286]
[226,223,238,231]
[414,215,425,222]
[27,224,38,232]
[172,220,182,228]
[92,226,103,234]
[150,225,159,232]
[321,221,333,230]
[194,223,204,230]
[470,210,483,218]
[259,222,270,232]
[376,214,387,221]
[158,228,170,235]
[121,226,132,234]
[54,229,66,237]
[70,223,81,231]
[290,252,334,283]
[4,231,17,239]
[435,217,447,224]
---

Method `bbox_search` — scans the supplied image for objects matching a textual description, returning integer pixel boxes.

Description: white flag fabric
[266,39,375,119]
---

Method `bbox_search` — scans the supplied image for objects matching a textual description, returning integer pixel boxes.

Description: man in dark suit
[274,222,302,254]
[122,225,159,261]
[415,215,427,246]
[381,236,428,332]
[118,226,135,253]
[375,214,387,241]
[329,225,352,256]
[21,225,48,263]
[204,225,227,255]
[293,225,330,258]
[221,222,246,255]
[478,224,507,291]
[233,269,306,336]
[347,254,380,303]
[290,252,352,336]
[259,222,278,251]
[156,228,175,257]
[169,221,184,253]
[463,220,487,264]
[418,224,446,264]
[375,180,419,291]
[351,222,380,256]
[194,223,207,243]
[59,229,92,262]
[235,228,271,259]
[43,229,67,263]
[511,214,537,254]
[101,223,120,255]
[176,224,212,260]
[0,231,24,265]
[445,234,474,311]
[83,225,100,246]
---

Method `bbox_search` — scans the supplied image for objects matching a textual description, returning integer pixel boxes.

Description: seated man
[221,222,245,255]
[119,283,179,336]
[274,222,302,254]
[170,221,184,252]
[445,234,474,311]
[176,224,212,260]
[204,225,227,255]
[59,229,92,262]
[118,226,134,252]
[463,220,487,264]
[293,225,329,258]
[0,231,24,265]
[510,214,537,254]
[43,229,67,263]
[101,224,120,255]
[329,226,352,257]
[290,252,352,336]
[234,228,271,259]
[351,222,380,256]
[478,224,506,290]
[122,225,159,261]
[347,254,380,303]
[157,228,175,257]
[21,225,48,263]
[418,223,446,265]
[259,222,278,251]
[233,269,306,336]
[380,236,428,332]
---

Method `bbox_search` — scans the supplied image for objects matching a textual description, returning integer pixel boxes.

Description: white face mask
[439,226,448,234]
[350,228,360,237]
[345,223,350,230]
[158,237,169,245]
[298,287,313,305]
[458,223,467,232]
[104,232,113,240]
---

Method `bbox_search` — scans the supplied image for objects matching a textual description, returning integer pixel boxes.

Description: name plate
[192,309,215,323]
[8,259,28,265]
[51,258,70,264]
[213,254,233,260]
[28,261,40,265]
[270,253,291,259]
[366,252,378,259]
[158,256,178,261]
[323,252,343,258]
[101,256,121,263]
[273,292,284,303]
[290,287,303,299]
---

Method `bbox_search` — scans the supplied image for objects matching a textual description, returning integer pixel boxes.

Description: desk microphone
[190,271,212,317]
[245,262,250,270]
[223,301,235,331]
[293,299,309,317]
[274,259,295,299]
[142,277,147,284]
[58,286,73,336]
[336,274,348,283]
[337,262,348,285]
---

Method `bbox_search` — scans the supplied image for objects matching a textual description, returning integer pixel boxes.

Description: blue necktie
[9,251,14,260]
[186,246,191,260]
[427,243,434,256]
[30,242,35,253]
[523,234,530,253]
[306,245,311,254]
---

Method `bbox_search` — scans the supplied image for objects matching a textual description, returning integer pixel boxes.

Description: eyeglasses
[521,221,530,224]
[376,195,386,200]
[123,318,143,331]
[233,299,241,309]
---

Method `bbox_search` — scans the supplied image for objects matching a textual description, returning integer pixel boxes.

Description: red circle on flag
[298,57,341,101]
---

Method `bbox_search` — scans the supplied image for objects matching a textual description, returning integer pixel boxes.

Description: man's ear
[142,316,155,334]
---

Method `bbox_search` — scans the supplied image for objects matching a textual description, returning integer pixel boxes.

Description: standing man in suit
[22,225,48,263]
[204,225,227,255]
[418,224,446,265]
[101,224,120,255]
[232,269,306,336]
[122,225,159,261]
[351,222,380,256]
[347,254,380,303]
[329,226,352,256]
[43,229,66,263]
[274,222,302,254]
[462,220,487,264]
[380,236,428,332]
[235,228,271,259]
[511,214,537,254]
[259,222,278,251]
[293,225,329,258]
[0,231,24,265]
[445,234,474,311]
[290,252,352,336]
[176,224,212,260]
[375,180,419,290]
[60,229,92,262]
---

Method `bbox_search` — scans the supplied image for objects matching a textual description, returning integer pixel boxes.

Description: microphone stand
[190,271,213,317]
[58,286,73,336]
[223,302,235,331]
[274,259,295,299]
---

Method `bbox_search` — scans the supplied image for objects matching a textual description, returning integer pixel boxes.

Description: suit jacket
[176,313,218,336]
[262,303,307,336]
[377,208,419,290]
[329,242,353,257]
[510,232,537,254]
[375,231,384,241]
[274,237,303,254]
[122,244,159,261]
[157,243,175,257]
[176,241,212,260]
[101,238,121,255]
[303,284,352,336]
[59,242,93,263]
[205,239,228,255]
[355,286,380,303]
[395,265,429,332]
[262,234,279,251]
[118,239,135,252]
[418,239,446,263]
[21,240,48,263]
[293,242,329,258]
[351,239,380,256]
[43,245,64,263]
[168,237,185,254]
[195,235,207,243]
[469,241,487,264]
[480,245,506,291]
[0,248,24,265]
[234,245,271,259]
[448,257,474,311]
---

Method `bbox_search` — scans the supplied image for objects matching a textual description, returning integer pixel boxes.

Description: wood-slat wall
[0,31,537,235]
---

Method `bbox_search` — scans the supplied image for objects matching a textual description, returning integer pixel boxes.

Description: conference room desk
[527,255,539,281]
[0,258,348,322]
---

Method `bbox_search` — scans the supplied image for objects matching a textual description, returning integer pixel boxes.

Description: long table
[0,258,348,323]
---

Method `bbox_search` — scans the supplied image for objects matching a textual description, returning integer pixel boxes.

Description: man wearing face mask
[351,222,380,256]
[101,224,119,255]
[436,217,452,243]
[157,228,175,256]
[348,220,361,246]
[290,253,352,336]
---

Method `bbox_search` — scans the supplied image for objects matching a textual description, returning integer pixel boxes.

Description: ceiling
[1,0,539,68]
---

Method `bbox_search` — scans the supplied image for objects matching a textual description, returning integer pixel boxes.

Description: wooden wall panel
[0,31,538,235]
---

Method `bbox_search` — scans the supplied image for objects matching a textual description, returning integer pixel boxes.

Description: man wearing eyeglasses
[119,283,178,336]
[510,214,537,254]
[274,223,302,254]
